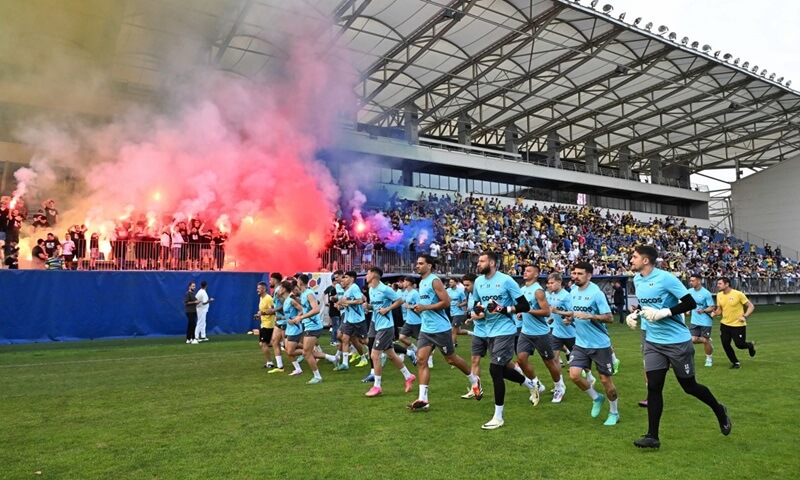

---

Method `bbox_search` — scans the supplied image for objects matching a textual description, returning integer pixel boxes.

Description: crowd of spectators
[324,190,799,285]
[1,196,227,270]
[3,190,798,285]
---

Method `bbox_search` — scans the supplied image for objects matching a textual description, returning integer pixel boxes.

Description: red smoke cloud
[15,42,353,272]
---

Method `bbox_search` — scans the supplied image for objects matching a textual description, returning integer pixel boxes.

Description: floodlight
[742,61,749,69]
[645,22,653,30]
[769,73,776,80]
[615,65,630,75]
[658,25,669,34]
[690,41,699,48]
[777,76,784,83]
[681,36,689,44]
[787,80,792,87]
[714,50,720,57]
[668,32,677,41]
[633,17,641,25]
[590,0,599,7]
[760,69,767,76]
[752,65,759,73]
[602,4,613,13]
[702,44,712,52]
[723,53,732,61]
[619,12,625,20]
[733,58,740,65]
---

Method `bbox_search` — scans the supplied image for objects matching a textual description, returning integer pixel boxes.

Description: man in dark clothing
[185,282,200,344]
[612,281,626,324]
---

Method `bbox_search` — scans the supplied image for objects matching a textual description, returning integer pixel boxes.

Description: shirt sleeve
[594,289,612,314]
[504,276,523,301]
[738,291,749,306]
[664,272,691,303]
[385,285,401,302]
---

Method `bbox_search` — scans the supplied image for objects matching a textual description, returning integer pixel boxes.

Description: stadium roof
[3,0,800,176]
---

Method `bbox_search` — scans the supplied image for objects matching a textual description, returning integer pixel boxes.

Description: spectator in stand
[89,232,100,270]
[69,225,87,269]
[31,238,48,269]
[61,231,76,270]
[213,230,227,271]
[42,199,58,227]
[4,243,18,269]
[44,232,59,258]
[31,209,48,232]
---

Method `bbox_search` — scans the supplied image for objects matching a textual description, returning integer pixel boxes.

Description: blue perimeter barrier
[0,271,270,344]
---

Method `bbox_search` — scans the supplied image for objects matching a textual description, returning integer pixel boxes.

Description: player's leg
[268,327,284,372]
[719,324,740,367]
[302,334,322,383]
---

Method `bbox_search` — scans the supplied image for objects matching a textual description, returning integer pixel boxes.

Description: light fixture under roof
[760,69,768,76]
[742,61,750,69]
[723,53,732,61]
[602,4,613,13]
[645,21,653,30]
[702,44,712,52]
[633,17,641,25]
[734,58,740,65]
[681,36,689,44]
[777,76,784,83]
[691,41,699,49]
[752,65,759,73]
[668,32,677,41]
[769,73,776,80]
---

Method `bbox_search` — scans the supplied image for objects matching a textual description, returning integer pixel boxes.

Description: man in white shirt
[195,281,215,341]
[61,233,76,270]
[430,241,440,258]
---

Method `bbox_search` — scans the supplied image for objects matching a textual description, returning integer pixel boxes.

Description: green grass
[2,305,800,479]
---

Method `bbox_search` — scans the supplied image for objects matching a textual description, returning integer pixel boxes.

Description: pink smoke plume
[14,41,354,272]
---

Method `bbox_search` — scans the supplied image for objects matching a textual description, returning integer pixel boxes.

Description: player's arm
[528,289,550,317]
[642,293,697,322]
[381,297,404,316]
[741,300,755,322]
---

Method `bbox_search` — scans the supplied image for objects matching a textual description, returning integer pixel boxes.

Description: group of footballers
[252,245,737,449]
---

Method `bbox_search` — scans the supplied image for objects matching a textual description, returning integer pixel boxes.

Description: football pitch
[2,305,799,479]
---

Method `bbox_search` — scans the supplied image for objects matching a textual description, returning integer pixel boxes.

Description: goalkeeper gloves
[642,306,672,322]
[625,310,640,329]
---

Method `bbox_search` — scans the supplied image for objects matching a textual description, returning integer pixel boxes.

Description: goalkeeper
[627,245,732,450]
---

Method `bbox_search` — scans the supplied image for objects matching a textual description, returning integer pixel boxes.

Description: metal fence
[35,241,227,271]
[320,248,482,275]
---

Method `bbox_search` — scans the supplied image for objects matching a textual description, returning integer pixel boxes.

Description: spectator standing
[61,232,76,270]
[42,199,59,227]
[184,282,200,344]
[195,280,214,341]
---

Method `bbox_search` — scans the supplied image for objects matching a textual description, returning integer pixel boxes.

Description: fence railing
[32,241,228,271]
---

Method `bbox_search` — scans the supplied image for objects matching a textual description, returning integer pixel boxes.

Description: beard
[478,265,491,275]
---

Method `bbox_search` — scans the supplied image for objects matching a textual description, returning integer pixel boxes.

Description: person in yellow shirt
[713,278,756,369]
[255,281,277,369]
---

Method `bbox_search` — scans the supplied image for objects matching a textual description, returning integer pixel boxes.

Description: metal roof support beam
[420,23,623,136]
[468,27,627,140]
[358,0,480,108]
[366,4,564,127]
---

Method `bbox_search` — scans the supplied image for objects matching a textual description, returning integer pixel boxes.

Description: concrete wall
[731,156,800,254]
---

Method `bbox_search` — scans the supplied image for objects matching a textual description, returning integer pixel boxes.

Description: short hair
[548,272,563,283]
[257,281,268,289]
[200,281,207,288]
[523,263,539,273]
[270,272,283,281]
[344,270,358,279]
[368,266,383,278]
[297,274,310,285]
[690,273,703,281]
[573,261,593,273]
[402,276,417,286]
[333,269,343,276]
[37,238,44,245]
[418,254,436,266]
[718,277,731,286]
[188,281,195,287]
[634,245,658,265]
[480,251,499,263]
[280,280,296,292]
[462,273,477,282]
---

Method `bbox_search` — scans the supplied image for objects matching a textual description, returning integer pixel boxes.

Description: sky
[602,0,800,195]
